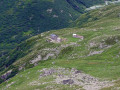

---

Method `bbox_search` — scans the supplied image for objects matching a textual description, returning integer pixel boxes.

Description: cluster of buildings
[46,33,84,43]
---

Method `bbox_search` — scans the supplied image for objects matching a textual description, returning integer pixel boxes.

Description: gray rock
[63,79,74,84]
[30,55,42,64]
[0,70,12,80]
[43,53,55,60]
[75,70,82,74]
[40,68,56,77]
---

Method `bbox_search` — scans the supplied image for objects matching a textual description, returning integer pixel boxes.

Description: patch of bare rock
[30,42,81,65]
[38,67,114,90]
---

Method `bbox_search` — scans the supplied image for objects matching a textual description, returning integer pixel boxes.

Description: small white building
[73,34,77,37]
[73,34,84,40]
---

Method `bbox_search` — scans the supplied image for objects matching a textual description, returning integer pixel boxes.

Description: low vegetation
[0,2,120,90]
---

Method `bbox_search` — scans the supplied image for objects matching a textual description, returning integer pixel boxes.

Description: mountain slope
[73,3,120,27]
[0,0,105,57]
[0,4,120,89]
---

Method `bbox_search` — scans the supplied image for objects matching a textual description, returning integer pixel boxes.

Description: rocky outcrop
[88,50,104,56]
[30,48,60,64]
[30,55,42,64]
[36,67,114,90]
[30,42,79,64]
[0,70,12,80]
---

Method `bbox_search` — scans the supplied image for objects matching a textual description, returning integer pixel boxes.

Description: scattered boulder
[19,63,26,71]
[62,79,74,84]
[43,53,55,60]
[75,70,82,74]
[39,68,56,78]
[6,82,15,88]
[88,50,104,56]
[30,55,42,64]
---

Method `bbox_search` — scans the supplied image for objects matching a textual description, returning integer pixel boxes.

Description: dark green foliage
[59,46,73,58]
[0,0,79,56]
[76,0,105,7]
[105,36,120,45]
[25,63,34,69]
[0,36,37,69]
[0,0,105,57]
[6,68,18,80]
[0,78,4,84]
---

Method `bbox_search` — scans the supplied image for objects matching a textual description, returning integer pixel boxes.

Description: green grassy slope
[0,4,120,89]
[0,0,105,57]
[73,3,120,27]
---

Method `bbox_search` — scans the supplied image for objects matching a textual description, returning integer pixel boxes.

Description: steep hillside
[0,4,120,89]
[0,0,105,57]
[73,3,120,27]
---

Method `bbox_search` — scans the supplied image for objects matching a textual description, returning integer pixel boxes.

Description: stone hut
[50,34,58,40]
